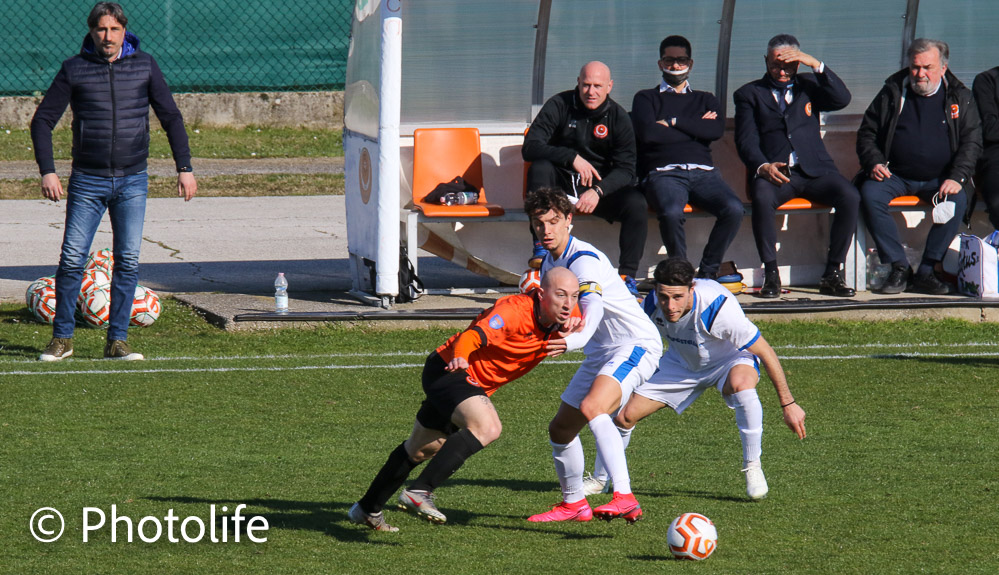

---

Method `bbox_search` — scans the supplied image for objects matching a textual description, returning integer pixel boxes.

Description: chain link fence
[0,0,352,95]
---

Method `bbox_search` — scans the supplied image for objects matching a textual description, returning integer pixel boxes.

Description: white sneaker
[582,473,610,496]
[348,502,399,532]
[397,489,447,524]
[742,461,769,500]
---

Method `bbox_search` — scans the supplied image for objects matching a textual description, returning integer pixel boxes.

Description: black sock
[358,442,419,514]
[409,428,485,493]
[764,260,778,275]
[892,260,908,269]
[824,262,841,277]
[916,262,935,277]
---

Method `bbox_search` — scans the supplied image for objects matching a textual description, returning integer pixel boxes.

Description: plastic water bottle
[441,191,479,206]
[866,249,890,290]
[274,273,289,313]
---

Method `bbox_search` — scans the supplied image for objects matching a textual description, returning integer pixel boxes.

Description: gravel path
[0,157,344,179]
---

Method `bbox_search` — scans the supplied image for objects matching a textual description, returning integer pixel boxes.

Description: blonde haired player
[587,257,806,499]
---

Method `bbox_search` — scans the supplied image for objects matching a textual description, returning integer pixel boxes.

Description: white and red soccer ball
[667,513,718,561]
[86,248,115,275]
[26,276,58,324]
[130,285,161,326]
[519,269,541,294]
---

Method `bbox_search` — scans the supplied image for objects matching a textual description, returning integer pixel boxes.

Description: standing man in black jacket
[973,66,999,231]
[632,35,743,280]
[734,34,859,298]
[523,61,648,297]
[857,38,981,295]
[32,2,197,362]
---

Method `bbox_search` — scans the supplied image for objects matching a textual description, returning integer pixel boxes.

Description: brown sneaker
[104,339,144,361]
[39,337,73,362]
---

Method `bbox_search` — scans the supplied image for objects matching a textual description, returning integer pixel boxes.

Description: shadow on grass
[144,495,400,545]
[631,488,746,503]
[441,477,559,493]
[472,522,614,540]
[630,554,674,562]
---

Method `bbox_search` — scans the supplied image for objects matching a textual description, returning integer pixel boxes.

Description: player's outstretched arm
[748,336,806,439]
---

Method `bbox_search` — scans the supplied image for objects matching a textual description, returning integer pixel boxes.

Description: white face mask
[662,67,690,87]
[932,194,955,224]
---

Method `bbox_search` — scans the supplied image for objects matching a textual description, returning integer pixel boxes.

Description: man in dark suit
[734,34,860,298]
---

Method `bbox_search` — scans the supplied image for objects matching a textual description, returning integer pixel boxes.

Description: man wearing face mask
[632,36,743,281]
[857,39,981,295]
[523,61,647,298]
[734,34,859,299]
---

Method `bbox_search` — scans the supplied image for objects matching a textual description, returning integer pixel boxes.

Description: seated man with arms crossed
[633,35,743,280]
[525,188,662,524]
[349,267,580,531]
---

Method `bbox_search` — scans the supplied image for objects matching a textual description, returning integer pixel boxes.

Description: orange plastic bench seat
[413,127,505,218]
[888,195,923,207]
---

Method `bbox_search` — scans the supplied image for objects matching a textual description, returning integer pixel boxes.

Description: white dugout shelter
[343,0,998,307]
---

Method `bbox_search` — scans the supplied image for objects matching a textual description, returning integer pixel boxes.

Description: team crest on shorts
[804,102,812,117]
[593,124,609,139]
[489,314,504,329]
[951,104,960,119]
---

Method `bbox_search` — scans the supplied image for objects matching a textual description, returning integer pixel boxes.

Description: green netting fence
[0,1,353,95]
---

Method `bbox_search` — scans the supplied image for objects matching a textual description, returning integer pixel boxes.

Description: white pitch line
[1,342,996,365]
[4,352,999,377]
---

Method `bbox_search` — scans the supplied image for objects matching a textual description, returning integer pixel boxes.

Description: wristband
[592,186,604,197]
[780,400,796,408]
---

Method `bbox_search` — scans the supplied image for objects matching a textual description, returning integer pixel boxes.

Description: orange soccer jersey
[435,292,560,396]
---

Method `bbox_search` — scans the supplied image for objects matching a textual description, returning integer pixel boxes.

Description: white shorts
[633,352,759,415]
[560,345,659,411]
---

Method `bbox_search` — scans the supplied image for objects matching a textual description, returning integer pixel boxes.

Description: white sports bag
[957,233,999,297]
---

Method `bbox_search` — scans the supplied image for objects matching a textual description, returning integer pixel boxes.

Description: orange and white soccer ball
[667,513,718,561]
[130,285,161,326]
[86,248,115,274]
[78,268,112,305]
[519,269,541,294]
[26,276,57,324]
[78,288,111,328]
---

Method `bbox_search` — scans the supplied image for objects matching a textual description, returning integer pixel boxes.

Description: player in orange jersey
[348,266,581,532]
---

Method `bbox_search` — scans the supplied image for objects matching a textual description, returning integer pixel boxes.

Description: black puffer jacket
[31,32,192,177]
[856,68,981,185]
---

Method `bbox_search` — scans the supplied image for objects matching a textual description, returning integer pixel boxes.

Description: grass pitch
[1,301,997,574]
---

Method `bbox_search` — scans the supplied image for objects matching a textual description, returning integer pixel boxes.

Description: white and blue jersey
[644,279,760,372]
[541,235,662,358]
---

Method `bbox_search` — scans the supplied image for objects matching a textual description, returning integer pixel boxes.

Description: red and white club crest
[951,104,960,119]
[804,102,812,117]
[593,124,609,139]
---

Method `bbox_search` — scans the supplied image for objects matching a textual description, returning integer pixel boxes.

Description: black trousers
[527,159,648,277]
[979,157,999,230]
[750,169,860,266]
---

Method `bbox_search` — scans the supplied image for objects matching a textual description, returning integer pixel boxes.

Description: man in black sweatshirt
[31,2,197,362]
[857,38,981,295]
[632,35,743,280]
[523,61,647,297]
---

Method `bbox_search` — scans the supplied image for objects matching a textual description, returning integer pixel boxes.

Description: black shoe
[909,272,951,295]
[818,270,855,297]
[758,270,781,298]
[695,269,718,281]
[877,265,911,294]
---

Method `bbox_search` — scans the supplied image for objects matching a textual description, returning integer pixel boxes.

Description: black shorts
[415,352,487,434]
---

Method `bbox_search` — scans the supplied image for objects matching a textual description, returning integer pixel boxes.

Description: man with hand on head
[734,34,859,299]
[349,267,581,532]
[523,61,648,298]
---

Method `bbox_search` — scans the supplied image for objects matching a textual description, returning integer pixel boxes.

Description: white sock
[593,425,633,482]
[727,388,763,465]
[588,414,631,494]
[551,436,586,504]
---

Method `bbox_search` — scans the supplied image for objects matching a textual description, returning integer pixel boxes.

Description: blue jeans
[860,174,967,266]
[54,171,148,341]
[644,169,743,275]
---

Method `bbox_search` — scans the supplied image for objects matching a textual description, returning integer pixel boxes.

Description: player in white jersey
[523,187,663,524]
[588,257,806,499]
